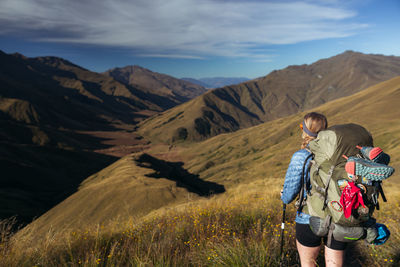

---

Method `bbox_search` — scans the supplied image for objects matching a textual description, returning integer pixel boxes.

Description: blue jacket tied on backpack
[281,149,312,224]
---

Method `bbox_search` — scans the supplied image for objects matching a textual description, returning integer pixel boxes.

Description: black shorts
[296,223,348,251]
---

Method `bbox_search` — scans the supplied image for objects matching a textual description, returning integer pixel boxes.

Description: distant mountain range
[138,51,400,143]
[182,77,250,88]
[0,50,205,222]
[1,51,205,131]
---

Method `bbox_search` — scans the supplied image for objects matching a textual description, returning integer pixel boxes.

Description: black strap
[377,182,387,202]
[297,154,314,213]
[372,181,387,211]
[305,161,313,195]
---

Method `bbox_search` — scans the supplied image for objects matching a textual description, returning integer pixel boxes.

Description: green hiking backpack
[303,124,391,245]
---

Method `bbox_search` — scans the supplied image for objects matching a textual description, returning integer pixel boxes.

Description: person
[281,112,347,267]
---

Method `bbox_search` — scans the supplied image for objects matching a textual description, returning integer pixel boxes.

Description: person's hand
[280,189,283,197]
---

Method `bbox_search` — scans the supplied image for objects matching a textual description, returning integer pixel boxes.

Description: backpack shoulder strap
[297,153,314,213]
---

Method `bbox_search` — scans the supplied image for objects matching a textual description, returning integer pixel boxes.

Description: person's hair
[301,112,328,149]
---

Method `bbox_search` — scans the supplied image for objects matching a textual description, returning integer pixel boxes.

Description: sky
[1,0,399,79]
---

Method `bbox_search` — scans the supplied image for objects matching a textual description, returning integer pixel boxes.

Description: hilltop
[104,65,206,108]
[138,51,400,143]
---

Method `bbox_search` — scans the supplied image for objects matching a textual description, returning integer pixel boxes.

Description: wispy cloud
[0,0,367,59]
[138,54,205,60]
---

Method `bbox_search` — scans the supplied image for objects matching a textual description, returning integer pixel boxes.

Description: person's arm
[281,151,308,204]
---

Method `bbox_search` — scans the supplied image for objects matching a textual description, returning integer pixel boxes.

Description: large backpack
[302,124,393,245]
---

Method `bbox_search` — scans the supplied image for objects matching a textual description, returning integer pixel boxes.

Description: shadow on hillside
[0,142,118,225]
[135,153,225,196]
[343,243,364,267]
[392,252,400,266]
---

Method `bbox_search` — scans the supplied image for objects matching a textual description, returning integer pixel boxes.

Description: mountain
[181,77,210,88]
[0,51,204,223]
[1,51,160,130]
[138,51,400,143]
[1,51,206,133]
[19,75,400,234]
[182,77,250,88]
[104,65,207,108]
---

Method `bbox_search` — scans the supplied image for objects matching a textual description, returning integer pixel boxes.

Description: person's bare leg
[296,240,320,267]
[325,246,345,267]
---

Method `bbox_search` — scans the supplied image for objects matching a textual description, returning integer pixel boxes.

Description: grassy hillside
[16,75,400,239]
[138,51,400,143]
[174,75,400,186]
[2,179,400,266]
[12,153,225,238]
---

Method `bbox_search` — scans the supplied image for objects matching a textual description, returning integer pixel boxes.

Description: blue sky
[1,0,399,79]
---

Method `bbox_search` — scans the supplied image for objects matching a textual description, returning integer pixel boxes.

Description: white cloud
[0,0,367,59]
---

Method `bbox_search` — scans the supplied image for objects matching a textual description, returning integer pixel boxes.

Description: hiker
[281,112,347,267]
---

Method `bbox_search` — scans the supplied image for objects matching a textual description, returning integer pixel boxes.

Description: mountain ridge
[104,65,207,107]
[138,51,400,143]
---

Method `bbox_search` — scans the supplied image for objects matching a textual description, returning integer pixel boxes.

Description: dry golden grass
[1,179,399,266]
[0,181,290,266]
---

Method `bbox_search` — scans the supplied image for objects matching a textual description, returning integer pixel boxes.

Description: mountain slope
[0,51,205,223]
[0,140,116,223]
[138,51,400,143]
[1,51,157,130]
[181,75,400,185]
[22,75,400,233]
[104,65,207,109]
[18,153,225,235]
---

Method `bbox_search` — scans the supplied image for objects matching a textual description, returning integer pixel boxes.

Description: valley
[1,50,400,266]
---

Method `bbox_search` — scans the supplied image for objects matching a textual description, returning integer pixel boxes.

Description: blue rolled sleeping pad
[374,223,390,245]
